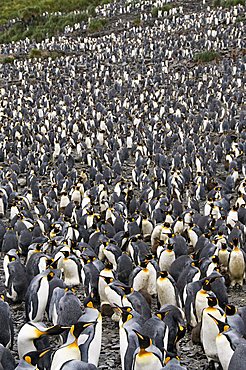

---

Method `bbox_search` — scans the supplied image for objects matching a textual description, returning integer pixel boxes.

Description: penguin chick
[6,259,28,302]
[228,343,246,370]
[0,343,15,370]
[0,295,14,348]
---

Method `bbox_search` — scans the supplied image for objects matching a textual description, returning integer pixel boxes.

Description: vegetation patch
[29,48,65,59]
[213,0,245,7]
[0,55,15,64]
[88,18,108,33]
[236,15,246,23]
[194,50,220,63]
[133,16,141,26]
[0,0,111,44]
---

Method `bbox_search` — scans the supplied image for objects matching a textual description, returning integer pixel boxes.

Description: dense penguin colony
[0,0,246,369]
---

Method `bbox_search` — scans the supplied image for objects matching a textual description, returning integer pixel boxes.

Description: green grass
[194,50,220,63]
[0,0,107,25]
[213,0,245,7]
[0,55,15,64]
[236,15,246,22]
[132,16,141,26]
[0,0,111,44]
[152,3,176,17]
[88,18,108,32]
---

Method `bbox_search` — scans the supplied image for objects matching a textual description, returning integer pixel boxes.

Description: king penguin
[132,330,163,370]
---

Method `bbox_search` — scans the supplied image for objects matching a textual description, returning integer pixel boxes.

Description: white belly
[216,334,234,370]
[157,278,177,307]
[201,308,224,361]
[134,353,162,370]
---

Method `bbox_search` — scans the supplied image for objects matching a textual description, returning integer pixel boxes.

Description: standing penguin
[208,314,245,370]
[157,271,181,308]
[78,296,102,367]
[0,344,15,370]
[17,322,65,358]
[228,238,245,288]
[6,259,28,303]
[119,307,141,370]
[132,330,163,370]
[50,322,95,370]
[201,296,225,368]
[56,248,81,287]
[0,295,14,348]
[228,343,246,370]
[25,270,54,322]
[158,244,176,273]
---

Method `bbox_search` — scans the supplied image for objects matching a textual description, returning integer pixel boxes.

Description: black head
[121,310,134,324]
[133,330,152,349]
[100,275,114,285]
[175,324,186,343]
[118,286,133,295]
[159,271,168,278]
[211,255,219,264]
[225,304,237,316]
[207,296,218,307]
[23,349,50,366]
[72,322,95,338]
[84,295,96,309]
[202,279,212,291]
[207,313,230,333]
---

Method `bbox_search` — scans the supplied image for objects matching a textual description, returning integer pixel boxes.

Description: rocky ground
[0,0,245,369]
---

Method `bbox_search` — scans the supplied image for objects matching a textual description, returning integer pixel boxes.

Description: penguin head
[104,260,113,270]
[207,296,218,307]
[23,349,50,366]
[191,259,200,268]
[207,313,230,333]
[202,279,212,291]
[232,237,239,247]
[155,311,168,321]
[118,286,133,295]
[166,243,174,251]
[225,304,237,316]
[47,271,55,282]
[175,324,186,343]
[99,275,114,285]
[159,271,168,278]
[221,243,227,250]
[164,353,181,365]
[140,260,148,269]
[84,295,96,309]
[63,250,70,258]
[133,330,152,349]
[211,255,219,264]
[71,322,95,338]
[144,254,154,262]
[121,310,134,324]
